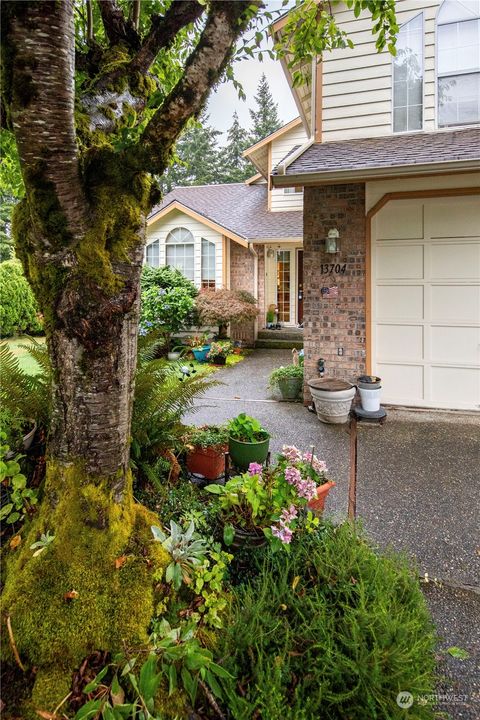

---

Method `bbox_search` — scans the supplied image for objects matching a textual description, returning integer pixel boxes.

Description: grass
[2,335,46,375]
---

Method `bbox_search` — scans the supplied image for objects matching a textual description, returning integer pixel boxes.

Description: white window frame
[201,238,216,289]
[145,238,160,267]
[165,227,195,281]
[435,1,480,129]
[391,12,425,134]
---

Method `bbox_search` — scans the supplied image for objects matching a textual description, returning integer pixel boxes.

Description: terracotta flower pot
[307,481,336,513]
[186,445,227,480]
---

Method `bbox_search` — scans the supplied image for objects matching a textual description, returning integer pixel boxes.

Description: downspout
[248,242,259,343]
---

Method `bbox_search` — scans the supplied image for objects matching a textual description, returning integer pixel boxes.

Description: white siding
[270,124,309,212]
[322,0,443,141]
[146,209,224,289]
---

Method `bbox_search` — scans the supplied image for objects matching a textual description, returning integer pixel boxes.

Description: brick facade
[229,241,265,346]
[303,183,367,400]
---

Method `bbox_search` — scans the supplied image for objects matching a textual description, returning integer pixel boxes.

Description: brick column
[303,183,366,401]
[229,241,256,346]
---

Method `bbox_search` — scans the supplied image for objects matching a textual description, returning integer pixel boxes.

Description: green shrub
[219,523,436,720]
[140,266,197,349]
[0,260,43,337]
[268,363,303,388]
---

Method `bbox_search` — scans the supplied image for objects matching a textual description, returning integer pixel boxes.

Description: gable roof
[271,128,480,185]
[148,184,303,242]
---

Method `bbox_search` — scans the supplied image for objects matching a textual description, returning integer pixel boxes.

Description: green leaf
[74,700,103,720]
[0,503,13,520]
[181,666,197,705]
[83,664,109,693]
[223,524,235,546]
[447,646,470,660]
[168,663,177,695]
[209,662,233,679]
[205,483,223,494]
[6,511,20,524]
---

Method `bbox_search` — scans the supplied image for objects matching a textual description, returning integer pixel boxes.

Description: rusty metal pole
[348,414,357,521]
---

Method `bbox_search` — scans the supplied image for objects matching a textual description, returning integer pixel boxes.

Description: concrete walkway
[186,349,480,719]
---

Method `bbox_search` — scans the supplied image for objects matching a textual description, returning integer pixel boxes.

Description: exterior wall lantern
[325,228,340,254]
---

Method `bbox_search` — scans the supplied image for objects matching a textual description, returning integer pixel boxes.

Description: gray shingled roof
[273,128,480,177]
[149,184,303,241]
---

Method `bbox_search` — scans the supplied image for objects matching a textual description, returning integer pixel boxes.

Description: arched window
[146,239,159,267]
[166,227,194,280]
[437,0,480,127]
[201,238,216,289]
[393,13,424,132]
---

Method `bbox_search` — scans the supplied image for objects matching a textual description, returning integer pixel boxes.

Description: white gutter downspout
[248,242,259,342]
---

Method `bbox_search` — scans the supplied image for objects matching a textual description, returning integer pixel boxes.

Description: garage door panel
[430,366,480,406]
[377,245,424,279]
[431,285,480,323]
[377,324,423,361]
[430,326,480,364]
[375,201,423,240]
[377,285,424,320]
[377,364,424,403]
[425,198,480,238]
[430,242,480,280]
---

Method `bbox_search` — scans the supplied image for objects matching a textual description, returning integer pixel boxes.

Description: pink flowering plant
[205,446,329,550]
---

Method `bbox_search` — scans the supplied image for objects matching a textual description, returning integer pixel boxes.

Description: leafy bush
[268,363,303,388]
[195,288,259,338]
[219,524,436,720]
[140,266,197,348]
[0,260,43,337]
[186,424,229,450]
[207,340,233,360]
[228,413,269,443]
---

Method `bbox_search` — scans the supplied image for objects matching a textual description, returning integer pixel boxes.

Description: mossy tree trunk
[1,0,260,711]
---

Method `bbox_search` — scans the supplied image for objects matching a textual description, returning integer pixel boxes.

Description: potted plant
[207,340,232,366]
[268,364,303,401]
[185,425,229,481]
[308,378,356,424]
[205,445,332,549]
[227,413,270,471]
[266,307,276,329]
[189,333,211,363]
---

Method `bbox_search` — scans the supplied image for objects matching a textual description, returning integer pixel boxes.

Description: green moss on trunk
[2,461,169,713]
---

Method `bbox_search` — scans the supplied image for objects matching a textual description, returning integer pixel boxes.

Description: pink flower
[271,524,293,544]
[282,445,302,463]
[285,466,302,486]
[296,478,318,501]
[248,462,263,476]
[281,504,298,523]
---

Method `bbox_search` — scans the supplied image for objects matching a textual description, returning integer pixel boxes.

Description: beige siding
[366,172,480,212]
[146,209,224,289]
[270,124,309,212]
[322,0,442,141]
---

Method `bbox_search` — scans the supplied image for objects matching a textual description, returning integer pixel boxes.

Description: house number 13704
[321,263,347,275]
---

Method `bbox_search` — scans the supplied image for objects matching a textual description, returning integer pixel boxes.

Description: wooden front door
[297,249,304,325]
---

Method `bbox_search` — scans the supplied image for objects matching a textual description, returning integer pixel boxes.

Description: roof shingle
[149,184,303,241]
[273,128,480,177]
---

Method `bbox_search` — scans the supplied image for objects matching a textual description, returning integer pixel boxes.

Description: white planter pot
[308,379,356,424]
[359,386,381,412]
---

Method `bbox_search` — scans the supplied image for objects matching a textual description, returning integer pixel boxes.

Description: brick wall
[303,183,366,400]
[229,241,257,345]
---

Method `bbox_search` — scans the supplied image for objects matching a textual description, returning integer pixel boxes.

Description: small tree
[219,111,253,182]
[140,266,197,349]
[196,288,259,338]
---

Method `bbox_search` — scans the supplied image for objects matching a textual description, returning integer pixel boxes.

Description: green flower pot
[278,376,303,401]
[228,435,270,471]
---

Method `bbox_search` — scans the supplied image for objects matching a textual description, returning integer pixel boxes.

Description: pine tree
[218,111,253,183]
[161,113,222,192]
[249,73,282,143]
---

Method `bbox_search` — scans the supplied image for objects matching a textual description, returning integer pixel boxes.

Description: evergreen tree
[249,73,282,143]
[161,113,222,192]
[218,111,253,183]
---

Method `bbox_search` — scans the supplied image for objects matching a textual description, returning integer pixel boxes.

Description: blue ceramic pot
[192,345,211,363]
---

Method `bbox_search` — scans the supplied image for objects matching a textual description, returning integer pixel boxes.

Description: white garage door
[371,195,480,410]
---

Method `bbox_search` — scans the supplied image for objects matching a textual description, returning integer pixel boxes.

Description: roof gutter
[271,159,480,186]
[275,137,315,176]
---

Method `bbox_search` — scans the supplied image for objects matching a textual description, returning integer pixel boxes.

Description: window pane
[438,20,480,74]
[201,238,215,283]
[393,14,423,132]
[438,72,480,126]
[146,240,159,267]
[166,227,194,244]
[166,243,194,280]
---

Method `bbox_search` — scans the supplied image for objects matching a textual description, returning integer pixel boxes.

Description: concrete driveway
[185,349,480,719]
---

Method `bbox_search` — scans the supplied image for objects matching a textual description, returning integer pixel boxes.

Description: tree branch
[130,1,204,75]
[138,1,263,175]
[86,0,94,44]
[97,0,139,48]
[131,0,141,31]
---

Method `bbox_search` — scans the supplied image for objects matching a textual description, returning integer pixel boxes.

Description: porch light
[325,228,340,254]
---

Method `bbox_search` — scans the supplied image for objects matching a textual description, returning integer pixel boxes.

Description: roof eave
[271,159,480,186]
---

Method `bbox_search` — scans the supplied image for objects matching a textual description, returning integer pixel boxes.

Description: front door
[276,250,292,323]
[297,249,304,325]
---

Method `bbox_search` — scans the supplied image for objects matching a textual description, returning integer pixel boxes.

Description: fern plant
[131,333,218,482]
[0,338,51,435]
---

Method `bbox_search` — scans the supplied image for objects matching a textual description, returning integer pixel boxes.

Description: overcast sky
[206,1,298,143]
